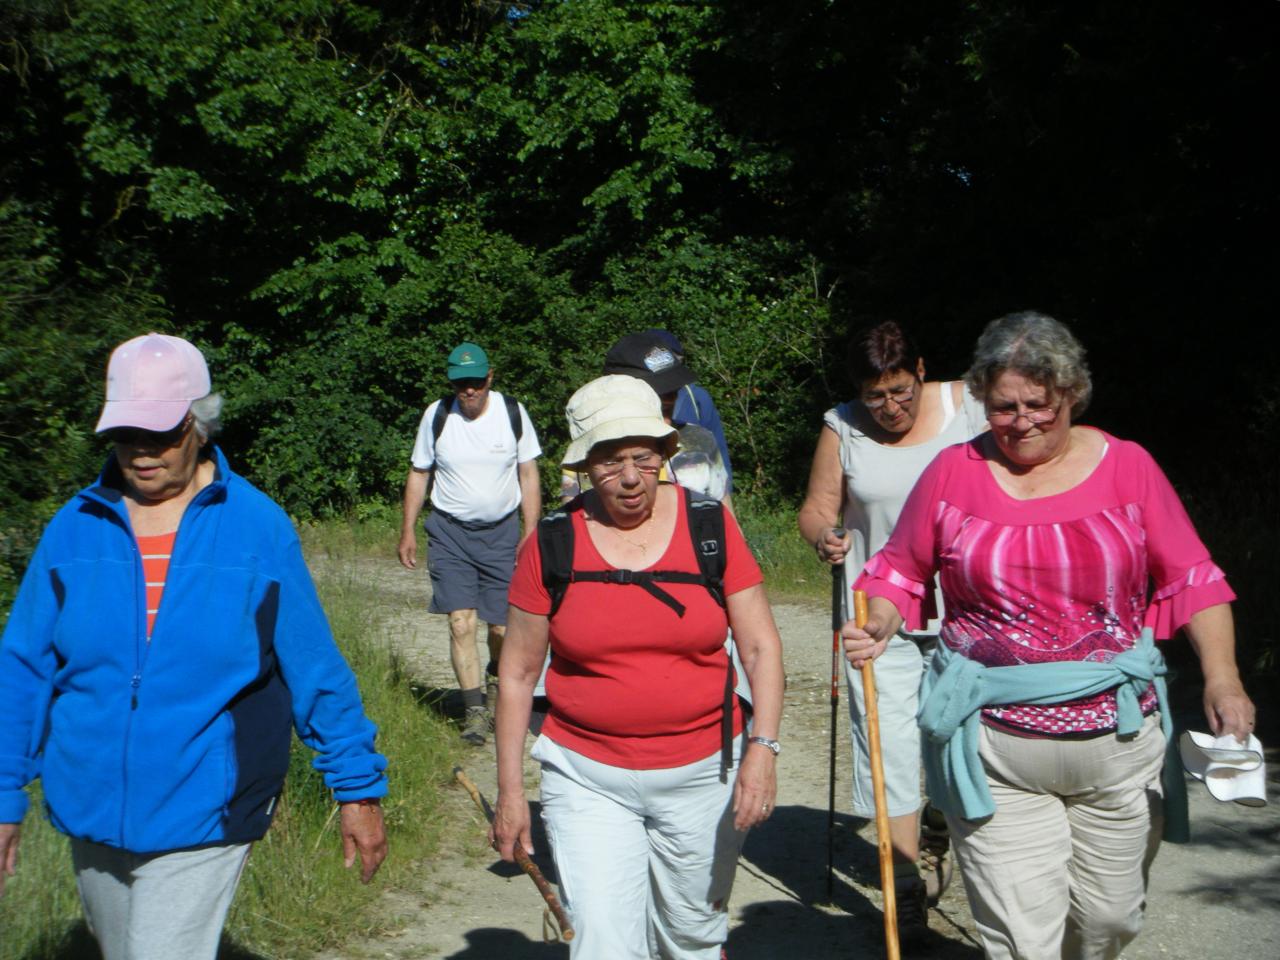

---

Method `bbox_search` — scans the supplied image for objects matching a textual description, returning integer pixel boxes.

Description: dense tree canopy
[3,1,1277,659]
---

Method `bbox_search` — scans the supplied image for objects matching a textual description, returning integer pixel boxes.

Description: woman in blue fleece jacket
[0,333,388,960]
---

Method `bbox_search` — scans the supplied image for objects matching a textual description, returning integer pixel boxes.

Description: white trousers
[71,839,251,960]
[947,714,1166,960]
[533,735,746,960]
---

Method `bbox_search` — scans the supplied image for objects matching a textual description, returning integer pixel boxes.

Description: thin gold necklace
[587,508,653,552]
[612,523,651,553]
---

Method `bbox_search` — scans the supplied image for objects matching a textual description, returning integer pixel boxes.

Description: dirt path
[313,558,1279,959]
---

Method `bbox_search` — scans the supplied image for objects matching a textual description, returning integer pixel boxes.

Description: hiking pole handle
[454,766,575,942]
[855,590,900,960]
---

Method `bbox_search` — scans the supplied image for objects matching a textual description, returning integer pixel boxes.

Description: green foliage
[734,492,828,605]
[1,0,1276,669]
[0,199,165,608]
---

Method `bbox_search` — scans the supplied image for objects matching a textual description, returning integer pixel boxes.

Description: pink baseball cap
[95,333,211,433]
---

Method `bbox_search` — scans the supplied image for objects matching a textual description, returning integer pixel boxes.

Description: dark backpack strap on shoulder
[683,491,727,609]
[503,393,524,444]
[680,489,734,768]
[538,499,579,619]
[424,395,454,506]
[431,394,454,444]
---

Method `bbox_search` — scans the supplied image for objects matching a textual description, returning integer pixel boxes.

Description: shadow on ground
[732,804,983,959]
[411,682,550,736]
[442,927,569,959]
[15,922,269,960]
[410,683,466,722]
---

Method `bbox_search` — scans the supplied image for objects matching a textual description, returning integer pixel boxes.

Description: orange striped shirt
[136,531,177,639]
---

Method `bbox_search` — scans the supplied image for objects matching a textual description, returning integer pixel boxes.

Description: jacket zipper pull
[130,674,141,710]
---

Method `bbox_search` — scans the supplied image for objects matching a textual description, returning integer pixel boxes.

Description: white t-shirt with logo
[410,390,542,522]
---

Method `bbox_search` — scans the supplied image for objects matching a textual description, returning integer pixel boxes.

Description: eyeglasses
[861,386,915,410]
[451,377,488,392]
[104,415,194,448]
[592,452,663,483]
[985,400,1062,426]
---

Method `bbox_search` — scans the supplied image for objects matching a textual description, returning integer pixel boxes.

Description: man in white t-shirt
[397,342,542,745]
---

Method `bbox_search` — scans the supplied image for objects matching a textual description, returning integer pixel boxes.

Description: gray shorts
[424,509,519,625]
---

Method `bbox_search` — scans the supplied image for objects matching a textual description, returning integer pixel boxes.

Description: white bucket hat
[1179,730,1267,806]
[561,375,677,468]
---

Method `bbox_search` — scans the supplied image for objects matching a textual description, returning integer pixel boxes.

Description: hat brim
[562,416,677,468]
[601,364,695,396]
[447,363,490,381]
[95,399,191,434]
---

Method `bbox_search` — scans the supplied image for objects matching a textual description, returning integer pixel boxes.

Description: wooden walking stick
[855,588,900,960]
[826,559,843,902]
[453,766,575,943]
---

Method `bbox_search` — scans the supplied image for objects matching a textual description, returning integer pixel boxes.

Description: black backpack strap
[538,500,579,619]
[570,568,703,618]
[684,491,727,609]
[431,393,453,444]
[503,393,524,444]
[682,490,734,768]
[424,395,454,506]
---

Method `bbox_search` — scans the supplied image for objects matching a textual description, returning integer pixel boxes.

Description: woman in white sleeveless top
[798,321,985,934]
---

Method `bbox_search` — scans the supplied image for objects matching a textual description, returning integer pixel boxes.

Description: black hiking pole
[826,552,844,902]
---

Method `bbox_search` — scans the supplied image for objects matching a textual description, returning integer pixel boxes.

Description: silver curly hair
[965,311,1092,417]
[189,393,224,443]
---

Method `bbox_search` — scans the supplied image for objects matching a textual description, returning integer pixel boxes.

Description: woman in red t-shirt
[492,375,785,960]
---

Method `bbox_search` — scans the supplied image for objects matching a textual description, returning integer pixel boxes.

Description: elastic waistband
[433,508,517,532]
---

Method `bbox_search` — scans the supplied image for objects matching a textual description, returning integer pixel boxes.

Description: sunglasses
[103,415,194,448]
[450,377,488,392]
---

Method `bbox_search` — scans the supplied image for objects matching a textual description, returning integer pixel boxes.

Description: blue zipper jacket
[0,447,387,853]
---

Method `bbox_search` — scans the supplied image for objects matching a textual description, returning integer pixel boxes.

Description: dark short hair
[848,321,919,384]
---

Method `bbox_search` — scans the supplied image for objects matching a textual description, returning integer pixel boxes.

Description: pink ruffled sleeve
[852,449,950,630]
[1131,443,1237,638]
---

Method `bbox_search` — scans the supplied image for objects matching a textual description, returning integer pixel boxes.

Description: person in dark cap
[596,332,732,506]
[640,329,734,493]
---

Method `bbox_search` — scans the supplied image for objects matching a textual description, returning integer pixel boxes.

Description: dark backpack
[537,490,740,767]
[425,392,524,503]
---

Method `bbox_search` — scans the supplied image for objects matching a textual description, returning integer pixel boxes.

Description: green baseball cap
[446,341,490,380]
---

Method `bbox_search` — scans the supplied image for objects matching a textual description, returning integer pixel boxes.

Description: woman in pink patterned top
[842,312,1255,960]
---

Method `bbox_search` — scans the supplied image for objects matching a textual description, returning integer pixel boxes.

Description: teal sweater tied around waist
[918,628,1188,843]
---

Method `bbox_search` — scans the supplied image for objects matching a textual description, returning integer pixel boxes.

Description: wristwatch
[748,736,781,755]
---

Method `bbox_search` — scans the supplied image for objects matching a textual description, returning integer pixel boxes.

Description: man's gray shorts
[424,508,519,625]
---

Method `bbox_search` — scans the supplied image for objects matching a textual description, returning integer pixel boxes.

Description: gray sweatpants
[71,838,251,960]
